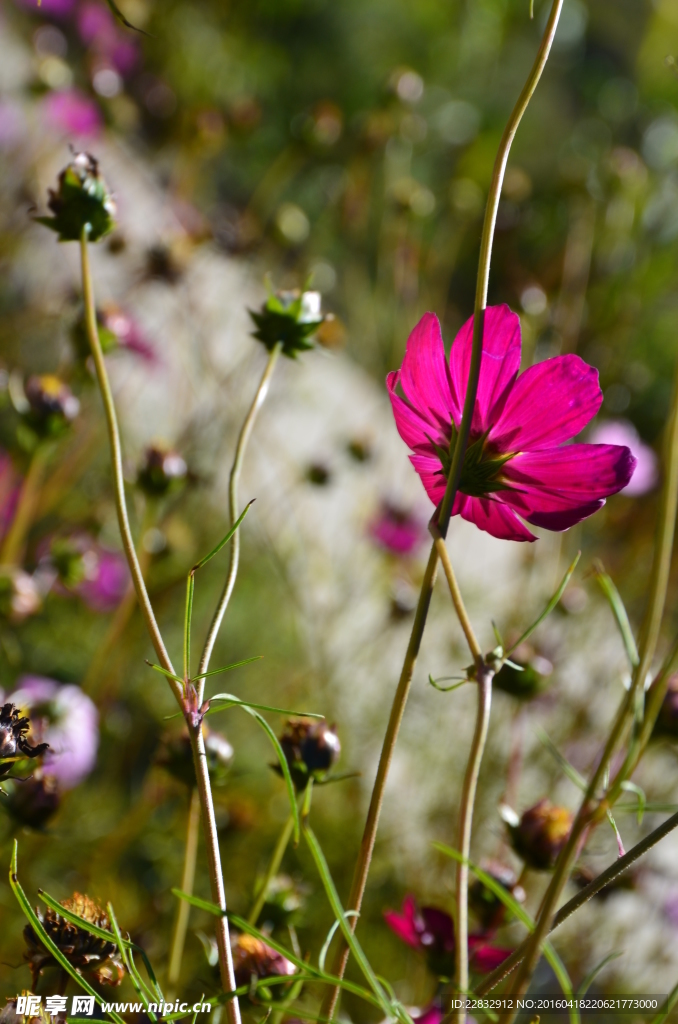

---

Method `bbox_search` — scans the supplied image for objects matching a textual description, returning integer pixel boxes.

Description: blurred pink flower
[370,502,425,554]
[77,2,140,75]
[101,305,157,362]
[78,547,129,611]
[589,419,658,496]
[0,449,21,540]
[43,88,102,139]
[7,676,98,789]
[387,307,636,541]
[48,533,130,612]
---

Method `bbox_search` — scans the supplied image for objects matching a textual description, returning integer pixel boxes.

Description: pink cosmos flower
[43,89,103,139]
[370,501,425,554]
[384,895,512,977]
[387,307,636,542]
[589,419,658,496]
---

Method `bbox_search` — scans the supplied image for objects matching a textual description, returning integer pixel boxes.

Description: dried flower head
[6,775,60,830]
[278,717,340,789]
[468,860,525,932]
[508,799,573,871]
[137,444,188,497]
[37,152,116,242]
[24,894,124,987]
[231,933,295,994]
[0,704,49,778]
[24,376,80,439]
[249,289,323,358]
[493,644,553,700]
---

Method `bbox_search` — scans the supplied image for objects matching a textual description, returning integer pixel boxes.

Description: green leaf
[193,655,264,680]
[107,902,158,1017]
[620,781,646,825]
[171,889,226,915]
[536,728,587,792]
[505,552,581,658]
[428,674,469,693]
[184,570,195,682]
[591,561,639,668]
[303,825,406,1022]
[650,982,678,1024]
[10,844,126,1024]
[319,912,359,972]
[432,842,580,1024]
[193,501,254,572]
[206,693,323,718]
[147,662,185,686]
[240,704,300,843]
[577,950,623,995]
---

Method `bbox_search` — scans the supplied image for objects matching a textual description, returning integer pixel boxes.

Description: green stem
[320,1,565,1016]
[167,787,201,994]
[499,313,678,1021]
[0,443,51,566]
[79,229,241,1024]
[197,343,282,699]
[247,813,296,927]
[430,525,482,663]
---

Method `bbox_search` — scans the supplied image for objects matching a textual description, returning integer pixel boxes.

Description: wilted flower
[137,444,188,497]
[24,375,80,438]
[232,933,295,994]
[507,799,573,871]
[387,307,636,541]
[24,894,124,987]
[0,704,49,778]
[384,895,511,977]
[5,774,61,830]
[37,152,115,242]
[0,569,42,623]
[157,726,233,787]
[8,677,99,789]
[493,643,553,700]
[249,289,324,358]
[42,89,103,140]
[370,501,425,555]
[468,861,525,931]
[278,717,340,789]
[651,674,678,740]
[48,534,130,612]
[589,419,658,496]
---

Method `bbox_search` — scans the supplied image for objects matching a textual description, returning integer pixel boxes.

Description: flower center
[432,423,515,498]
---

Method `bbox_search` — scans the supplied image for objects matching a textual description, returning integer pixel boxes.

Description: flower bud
[137,444,188,497]
[0,570,42,623]
[468,861,525,931]
[278,717,340,789]
[6,775,60,830]
[157,726,233,787]
[71,304,155,364]
[249,289,323,358]
[231,933,295,995]
[37,152,116,242]
[494,644,553,700]
[24,894,124,986]
[24,375,80,439]
[652,674,678,739]
[508,799,573,871]
[0,703,49,778]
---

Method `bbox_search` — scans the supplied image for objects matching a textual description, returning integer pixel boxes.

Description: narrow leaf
[621,781,646,825]
[107,902,158,1017]
[428,674,469,693]
[606,810,625,857]
[319,912,359,972]
[592,561,639,668]
[193,655,264,680]
[506,552,581,658]
[104,0,149,33]
[146,662,185,686]
[240,704,300,843]
[171,888,225,916]
[536,728,587,792]
[184,570,195,682]
[193,501,254,572]
[577,950,623,995]
[650,982,678,1024]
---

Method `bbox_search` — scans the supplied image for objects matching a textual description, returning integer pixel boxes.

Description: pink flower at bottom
[43,89,103,139]
[387,307,636,542]
[370,502,425,554]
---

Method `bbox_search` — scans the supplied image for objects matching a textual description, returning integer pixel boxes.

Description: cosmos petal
[387,371,440,450]
[491,355,602,451]
[448,305,522,434]
[409,453,447,505]
[400,313,456,429]
[457,493,536,542]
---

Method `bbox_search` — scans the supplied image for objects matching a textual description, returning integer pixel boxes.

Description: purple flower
[7,676,98,789]
[48,533,130,612]
[387,307,636,541]
[0,449,21,541]
[370,502,425,555]
[589,419,658,496]
[42,89,103,139]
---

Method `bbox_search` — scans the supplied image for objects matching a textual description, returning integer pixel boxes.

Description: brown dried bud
[469,860,525,931]
[232,933,295,993]
[278,717,340,789]
[6,776,60,830]
[0,704,49,778]
[508,799,573,871]
[137,444,187,497]
[24,894,124,987]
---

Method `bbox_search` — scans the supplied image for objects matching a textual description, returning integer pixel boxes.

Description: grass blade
[193,501,254,572]
[506,553,580,658]
[10,844,126,1024]
[577,950,623,995]
[318,912,359,972]
[433,842,579,1024]
[536,728,587,792]
[146,662,185,686]
[239,704,300,843]
[184,570,195,682]
[193,655,264,680]
[207,693,323,718]
[591,561,639,668]
[107,902,158,1017]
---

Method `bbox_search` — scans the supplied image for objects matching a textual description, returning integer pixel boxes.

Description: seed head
[249,289,323,358]
[278,717,340,789]
[468,860,525,931]
[37,153,116,243]
[24,376,80,439]
[23,894,124,987]
[231,933,295,994]
[508,799,573,871]
[137,444,188,497]
[157,726,233,787]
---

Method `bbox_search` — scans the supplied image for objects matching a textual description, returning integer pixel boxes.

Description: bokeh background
[2,0,678,1015]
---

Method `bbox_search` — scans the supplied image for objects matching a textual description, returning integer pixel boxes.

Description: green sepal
[38,154,116,243]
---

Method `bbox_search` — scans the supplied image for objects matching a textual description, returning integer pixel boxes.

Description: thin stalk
[430,525,483,663]
[167,788,201,994]
[79,230,241,1024]
[498,324,678,1021]
[248,813,296,927]
[320,1,565,1015]
[475,809,678,997]
[197,343,282,699]
[0,443,51,566]
[454,665,493,1021]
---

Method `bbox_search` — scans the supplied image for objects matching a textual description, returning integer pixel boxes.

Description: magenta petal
[470,943,513,973]
[384,897,421,949]
[410,453,446,505]
[491,355,602,451]
[387,371,440,450]
[449,305,522,434]
[502,444,636,531]
[400,313,457,430]
[458,494,536,543]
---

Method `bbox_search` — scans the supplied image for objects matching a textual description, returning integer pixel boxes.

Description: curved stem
[79,230,241,1024]
[430,524,482,664]
[455,665,493,1021]
[248,813,296,927]
[197,343,282,698]
[320,3,564,1016]
[167,787,201,994]
[0,444,51,566]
